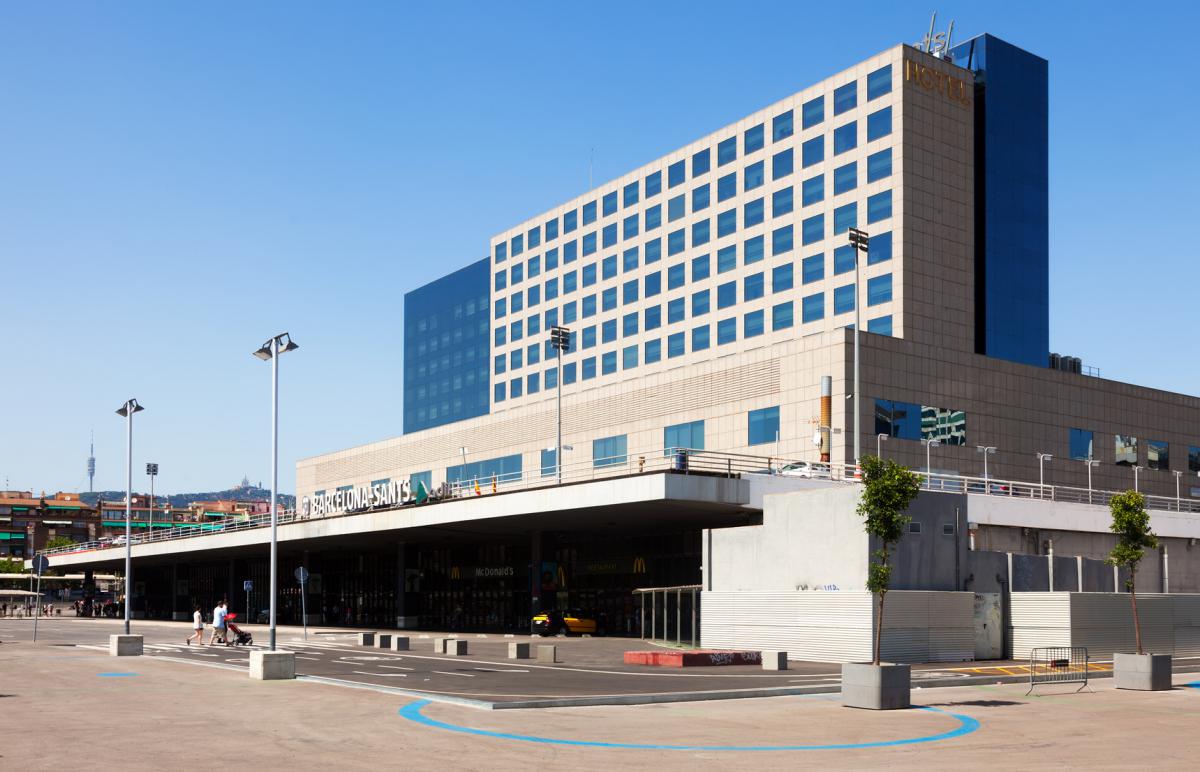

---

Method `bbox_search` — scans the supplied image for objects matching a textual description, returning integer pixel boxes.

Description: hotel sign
[904,58,972,107]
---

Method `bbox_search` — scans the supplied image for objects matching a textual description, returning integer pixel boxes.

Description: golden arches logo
[633,557,647,574]
[450,566,461,580]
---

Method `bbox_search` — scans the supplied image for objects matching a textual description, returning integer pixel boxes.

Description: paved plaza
[2,618,1199,770]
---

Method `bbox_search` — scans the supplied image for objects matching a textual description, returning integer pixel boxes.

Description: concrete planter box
[109,634,143,657]
[841,663,910,710]
[250,650,295,680]
[1114,653,1172,691]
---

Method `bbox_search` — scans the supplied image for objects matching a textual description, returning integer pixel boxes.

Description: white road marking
[380,665,413,671]
[353,671,407,677]
[472,667,529,673]
[296,656,321,661]
[432,671,476,678]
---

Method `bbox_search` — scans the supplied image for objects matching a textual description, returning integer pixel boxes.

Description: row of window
[493,65,893,264]
[493,152,892,294]
[1069,429,1200,472]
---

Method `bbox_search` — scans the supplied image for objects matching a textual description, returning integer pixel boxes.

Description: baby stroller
[224,612,253,646]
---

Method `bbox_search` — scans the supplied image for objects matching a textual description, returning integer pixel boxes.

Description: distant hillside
[79,486,295,509]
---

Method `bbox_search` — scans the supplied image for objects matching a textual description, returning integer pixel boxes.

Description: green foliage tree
[0,557,24,589]
[1105,490,1158,655]
[857,455,921,666]
[43,536,76,551]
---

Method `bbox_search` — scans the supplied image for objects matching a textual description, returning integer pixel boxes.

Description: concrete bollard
[250,650,296,680]
[390,636,410,651]
[448,639,469,656]
[433,637,447,653]
[761,651,788,670]
[536,644,558,664]
[508,642,531,659]
[357,632,376,647]
[109,634,143,657]
[376,634,392,649]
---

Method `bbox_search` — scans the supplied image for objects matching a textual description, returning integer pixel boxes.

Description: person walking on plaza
[186,605,204,645]
[207,600,227,645]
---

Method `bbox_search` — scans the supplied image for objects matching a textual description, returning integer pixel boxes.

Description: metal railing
[634,584,701,648]
[1027,646,1092,694]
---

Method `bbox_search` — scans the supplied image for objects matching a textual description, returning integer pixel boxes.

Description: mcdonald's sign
[632,557,647,574]
[449,566,461,580]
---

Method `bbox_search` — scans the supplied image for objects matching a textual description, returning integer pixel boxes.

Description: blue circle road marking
[398,699,980,751]
[98,673,139,677]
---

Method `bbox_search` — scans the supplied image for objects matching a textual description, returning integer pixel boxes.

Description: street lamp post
[876,433,888,459]
[976,446,997,488]
[253,332,299,651]
[1173,470,1183,509]
[848,228,870,470]
[922,438,941,489]
[549,326,571,485]
[1085,458,1100,504]
[146,463,158,537]
[115,398,144,635]
[1132,465,1143,493]
[1037,453,1053,499]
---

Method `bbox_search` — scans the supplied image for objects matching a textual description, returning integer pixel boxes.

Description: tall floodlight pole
[549,326,571,484]
[146,463,158,537]
[254,333,299,651]
[115,399,144,635]
[848,228,869,470]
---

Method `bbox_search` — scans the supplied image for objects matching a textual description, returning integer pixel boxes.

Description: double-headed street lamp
[848,228,870,468]
[115,398,144,635]
[549,326,571,485]
[922,438,942,489]
[253,332,299,651]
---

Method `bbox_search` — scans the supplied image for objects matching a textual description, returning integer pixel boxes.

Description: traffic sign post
[243,580,253,625]
[32,554,49,643]
[294,567,309,640]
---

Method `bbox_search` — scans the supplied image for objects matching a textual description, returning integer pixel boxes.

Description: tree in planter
[1105,490,1157,655]
[43,536,76,552]
[856,455,921,666]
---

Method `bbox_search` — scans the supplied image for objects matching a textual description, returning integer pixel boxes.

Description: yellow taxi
[531,609,603,636]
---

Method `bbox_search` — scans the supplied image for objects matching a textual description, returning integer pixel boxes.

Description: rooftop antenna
[87,430,96,493]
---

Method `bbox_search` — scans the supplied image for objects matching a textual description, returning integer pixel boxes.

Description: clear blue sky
[2,1,1197,496]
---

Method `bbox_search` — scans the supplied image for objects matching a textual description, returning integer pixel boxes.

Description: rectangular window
[717,136,737,166]
[744,198,764,227]
[511,263,524,284]
[718,172,737,202]
[668,159,686,188]
[1115,435,1138,466]
[867,190,893,223]
[582,263,597,287]
[623,214,639,240]
[511,291,524,313]
[867,273,892,306]
[717,316,737,345]
[495,270,507,291]
[593,434,628,467]
[624,180,640,207]
[602,223,618,248]
[564,362,577,384]
[802,136,824,168]
[668,331,686,357]
[602,287,617,311]
[744,308,765,337]
[495,242,507,262]
[668,194,686,222]
[623,247,639,272]
[563,271,577,293]
[773,109,793,141]
[833,244,856,275]
[744,271,764,301]
[691,324,710,351]
[645,204,662,231]
[509,377,522,399]
[494,353,506,375]
[665,420,705,452]
[772,263,793,292]
[692,183,710,211]
[802,292,824,322]
[692,288,710,316]
[510,319,524,341]
[833,121,857,155]
[495,297,507,319]
[668,297,685,323]
[691,253,710,281]
[645,304,662,329]
[511,233,524,257]
[582,200,597,225]
[874,399,922,441]
[541,448,557,477]
[833,162,857,195]
[582,325,597,348]
[495,326,506,346]
[744,160,765,191]
[1147,440,1169,471]
[867,315,893,336]
[692,218,711,246]
[668,228,686,255]
[582,294,597,317]
[744,234,764,264]
[692,148,711,177]
[667,262,685,289]
[802,174,823,206]
[867,148,892,182]
[802,96,824,129]
[645,238,662,263]
[802,253,824,284]
[602,191,618,216]
[1069,428,1094,461]
[528,341,541,365]
[772,301,794,330]
[622,344,638,370]
[717,208,737,237]
[563,300,577,323]
[834,283,855,314]
[527,284,541,307]
[545,247,559,270]
[545,218,559,241]
[623,278,639,304]
[867,64,892,100]
[563,240,578,262]
[602,350,617,375]
[772,224,793,255]
[717,280,736,309]
[833,81,857,114]
[748,406,780,445]
[772,148,793,180]
[563,210,578,233]
[645,271,662,297]
[494,382,505,402]
[772,186,793,217]
[833,202,857,234]
[1189,446,1200,473]
[582,231,597,256]
[744,123,764,154]
[718,245,737,273]
[527,372,540,395]
[528,225,541,249]
[645,338,662,363]
[921,405,966,446]
[867,106,892,141]
[582,356,596,380]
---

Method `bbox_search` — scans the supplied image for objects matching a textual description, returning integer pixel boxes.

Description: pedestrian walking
[186,605,204,645]
[207,600,228,645]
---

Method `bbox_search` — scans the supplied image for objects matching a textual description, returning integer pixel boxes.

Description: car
[111,535,142,547]
[532,609,605,636]
[778,461,832,479]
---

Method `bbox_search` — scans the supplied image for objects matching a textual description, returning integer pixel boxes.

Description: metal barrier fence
[1026,646,1092,694]
[634,584,701,648]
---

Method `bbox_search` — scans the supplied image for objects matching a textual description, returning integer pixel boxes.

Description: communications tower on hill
[87,431,96,493]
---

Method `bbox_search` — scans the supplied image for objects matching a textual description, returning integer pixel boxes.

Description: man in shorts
[207,600,228,645]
